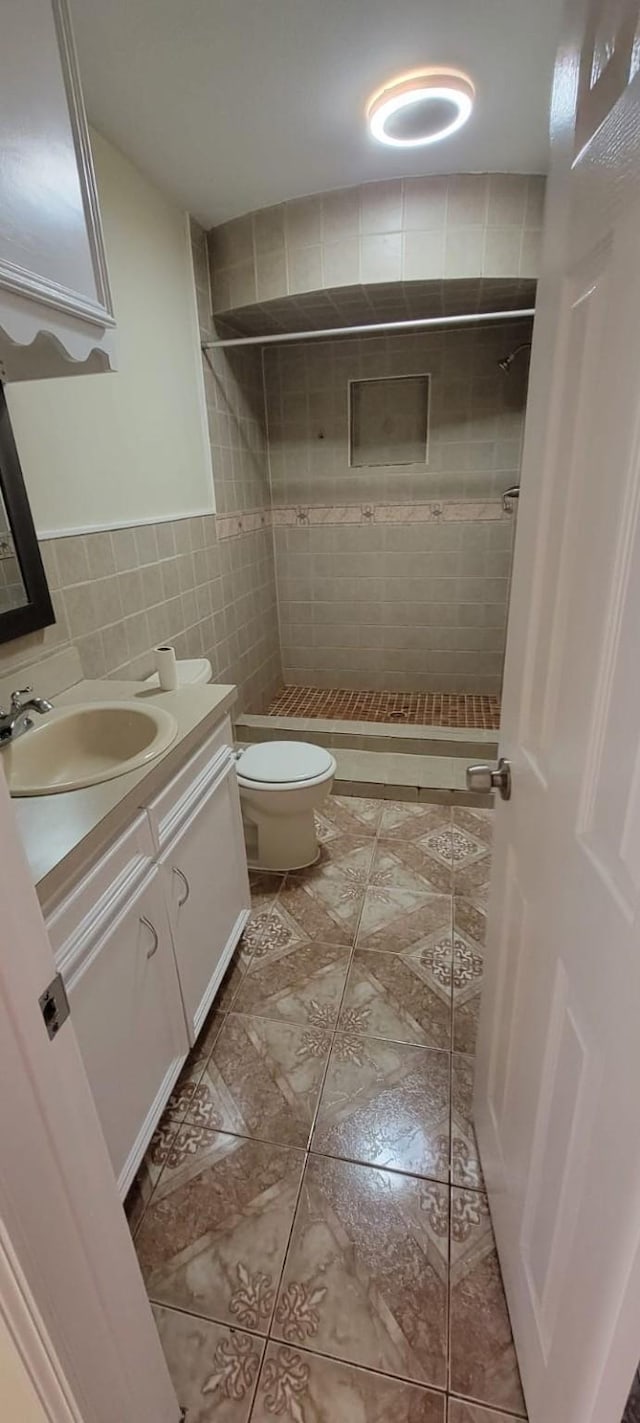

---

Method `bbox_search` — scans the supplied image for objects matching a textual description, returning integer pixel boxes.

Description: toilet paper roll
[155,645,178,692]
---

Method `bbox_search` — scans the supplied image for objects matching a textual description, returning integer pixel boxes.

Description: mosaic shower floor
[127,797,525,1422]
[267,686,501,731]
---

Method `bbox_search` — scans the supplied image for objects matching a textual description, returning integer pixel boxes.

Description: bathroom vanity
[11,665,250,1197]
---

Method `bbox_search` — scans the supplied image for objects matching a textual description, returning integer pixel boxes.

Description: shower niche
[349,374,431,468]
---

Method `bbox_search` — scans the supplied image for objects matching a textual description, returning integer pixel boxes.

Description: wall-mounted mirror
[0,384,54,643]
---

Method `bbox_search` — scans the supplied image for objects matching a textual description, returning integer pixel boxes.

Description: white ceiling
[70,0,563,228]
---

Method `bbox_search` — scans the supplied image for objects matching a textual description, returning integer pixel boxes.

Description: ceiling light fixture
[366,68,475,148]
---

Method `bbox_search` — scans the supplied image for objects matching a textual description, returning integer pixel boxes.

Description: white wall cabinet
[0,0,116,379]
[46,723,250,1196]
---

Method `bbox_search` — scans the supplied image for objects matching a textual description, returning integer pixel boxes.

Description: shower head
[498,342,531,373]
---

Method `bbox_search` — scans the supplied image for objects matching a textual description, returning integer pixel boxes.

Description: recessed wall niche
[349,373,430,467]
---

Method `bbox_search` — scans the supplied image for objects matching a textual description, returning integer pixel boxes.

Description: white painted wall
[6,130,213,534]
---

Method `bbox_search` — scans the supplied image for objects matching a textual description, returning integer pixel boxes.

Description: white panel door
[162,756,250,1042]
[474,1,640,1420]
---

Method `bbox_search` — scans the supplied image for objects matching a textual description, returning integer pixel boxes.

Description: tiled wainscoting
[0,514,282,715]
[127,798,526,1422]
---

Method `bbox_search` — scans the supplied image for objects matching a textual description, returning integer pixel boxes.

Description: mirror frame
[0,384,54,644]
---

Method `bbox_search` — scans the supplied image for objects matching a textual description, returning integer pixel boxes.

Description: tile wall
[191,219,282,708]
[210,174,545,315]
[0,226,282,715]
[0,513,279,714]
[263,320,529,694]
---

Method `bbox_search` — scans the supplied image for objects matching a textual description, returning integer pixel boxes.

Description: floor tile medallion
[451,809,493,900]
[181,1013,331,1148]
[356,886,452,956]
[449,1188,525,1415]
[312,1033,450,1181]
[452,898,486,1057]
[339,945,452,1049]
[231,939,351,1029]
[451,1054,484,1190]
[136,1128,304,1329]
[273,1154,449,1387]
[251,1343,446,1422]
[152,1305,264,1422]
[276,841,374,946]
[372,837,453,896]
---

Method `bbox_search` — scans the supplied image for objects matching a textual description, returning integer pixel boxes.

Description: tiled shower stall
[263,319,529,697]
[200,173,540,733]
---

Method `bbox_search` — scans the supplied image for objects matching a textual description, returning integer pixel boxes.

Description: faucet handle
[10,686,33,709]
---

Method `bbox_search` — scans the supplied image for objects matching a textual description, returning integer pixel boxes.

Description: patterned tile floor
[267,686,501,731]
[127,797,525,1423]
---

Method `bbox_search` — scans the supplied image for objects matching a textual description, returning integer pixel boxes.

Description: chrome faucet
[0,687,53,742]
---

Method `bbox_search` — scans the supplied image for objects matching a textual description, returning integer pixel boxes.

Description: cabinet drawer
[146,716,234,853]
[47,811,155,975]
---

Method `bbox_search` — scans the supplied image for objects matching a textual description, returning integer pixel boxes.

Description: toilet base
[242,804,322,873]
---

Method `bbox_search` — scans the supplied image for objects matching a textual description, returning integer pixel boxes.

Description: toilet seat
[237,740,335,790]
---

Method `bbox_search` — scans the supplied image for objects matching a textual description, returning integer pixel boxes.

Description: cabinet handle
[140,916,159,959]
[173,866,190,908]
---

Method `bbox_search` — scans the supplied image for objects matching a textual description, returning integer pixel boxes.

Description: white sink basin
[3,701,178,796]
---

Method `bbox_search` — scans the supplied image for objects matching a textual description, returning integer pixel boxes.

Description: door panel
[474,0,640,1418]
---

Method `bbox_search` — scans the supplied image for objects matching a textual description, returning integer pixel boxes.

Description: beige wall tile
[402,176,448,231]
[403,230,446,281]
[323,239,360,287]
[487,173,528,227]
[285,197,322,248]
[254,204,285,255]
[447,175,488,228]
[360,233,402,284]
[483,228,522,277]
[322,187,361,241]
[445,229,485,278]
[360,180,403,235]
[288,245,323,294]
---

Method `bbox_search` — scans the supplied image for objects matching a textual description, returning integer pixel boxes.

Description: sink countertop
[9,677,237,905]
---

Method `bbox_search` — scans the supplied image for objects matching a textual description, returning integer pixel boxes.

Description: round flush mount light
[366,68,475,148]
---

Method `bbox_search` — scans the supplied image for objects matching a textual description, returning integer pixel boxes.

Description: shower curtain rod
[201,306,535,351]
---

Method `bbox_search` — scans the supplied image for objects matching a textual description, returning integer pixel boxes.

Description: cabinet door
[162,755,250,1042]
[65,868,188,1195]
[0,0,115,375]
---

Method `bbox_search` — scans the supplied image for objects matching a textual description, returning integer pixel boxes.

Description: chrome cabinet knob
[466,757,512,801]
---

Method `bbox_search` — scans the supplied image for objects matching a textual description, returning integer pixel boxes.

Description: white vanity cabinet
[0,0,116,379]
[47,816,188,1196]
[44,719,250,1195]
[150,731,251,1043]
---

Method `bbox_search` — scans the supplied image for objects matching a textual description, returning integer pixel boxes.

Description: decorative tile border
[215,499,512,539]
[215,509,271,540]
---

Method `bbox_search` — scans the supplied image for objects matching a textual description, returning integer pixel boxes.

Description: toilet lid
[238,740,334,784]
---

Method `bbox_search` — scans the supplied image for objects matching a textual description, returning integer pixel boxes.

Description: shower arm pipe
[201,307,535,351]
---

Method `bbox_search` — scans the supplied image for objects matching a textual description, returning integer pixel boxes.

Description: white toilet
[144,661,335,872]
[236,741,336,872]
